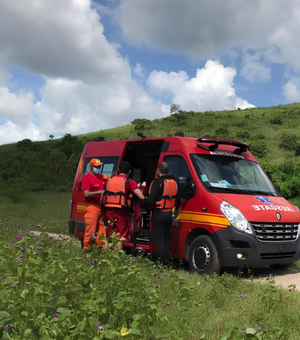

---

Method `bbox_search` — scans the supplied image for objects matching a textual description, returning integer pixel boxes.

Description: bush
[250,140,268,159]
[279,133,298,152]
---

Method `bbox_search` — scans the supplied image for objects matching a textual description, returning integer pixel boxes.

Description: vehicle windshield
[190,154,279,196]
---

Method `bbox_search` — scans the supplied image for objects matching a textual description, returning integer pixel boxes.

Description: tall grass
[1,193,300,339]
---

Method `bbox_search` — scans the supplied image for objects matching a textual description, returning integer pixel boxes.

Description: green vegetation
[1,213,300,339]
[2,102,300,200]
[2,100,300,340]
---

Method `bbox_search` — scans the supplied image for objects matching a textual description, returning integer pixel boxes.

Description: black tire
[188,235,221,274]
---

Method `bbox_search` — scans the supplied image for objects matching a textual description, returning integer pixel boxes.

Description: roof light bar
[197,138,250,154]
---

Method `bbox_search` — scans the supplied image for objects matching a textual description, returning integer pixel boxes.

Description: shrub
[250,140,268,159]
[279,133,298,152]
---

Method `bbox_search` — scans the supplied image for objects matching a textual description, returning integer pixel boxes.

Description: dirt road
[249,264,300,290]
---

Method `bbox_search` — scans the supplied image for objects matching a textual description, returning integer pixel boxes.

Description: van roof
[83,136,256,161]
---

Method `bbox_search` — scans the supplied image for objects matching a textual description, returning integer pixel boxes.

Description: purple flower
[158,276,162,279]
[84,258,91,262]
[53,313,59,318]
[34,246,39,249]
[39,242,43,246]
[154,273,158,277]
[4,324,12,332]
[49,236,54,240]
[146,252,151,256]
[162,302,170,307]
[253,323,258,329]
[49,243,54,247]
[163,274,168,277]
[20,248,26,252]
[10,240,16,243]
[93,260,98,265]
[97,321,101,325]
[130,258,136,263]
[240,294,247,299]
[18,257,23,262]
[12,284,18,290]
[15,235,22,240]
[89,232,95,237]
[97,326,103,330]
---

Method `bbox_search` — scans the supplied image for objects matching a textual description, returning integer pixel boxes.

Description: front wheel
[188,235,221,274]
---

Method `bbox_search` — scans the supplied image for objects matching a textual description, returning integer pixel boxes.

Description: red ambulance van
[69,136,300,274]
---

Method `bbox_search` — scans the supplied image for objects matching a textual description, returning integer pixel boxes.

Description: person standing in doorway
[103,161,144,250]
[81,158,108,249]
[144,162,179,265]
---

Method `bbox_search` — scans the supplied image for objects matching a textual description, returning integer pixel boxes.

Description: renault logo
[276,212,281,221]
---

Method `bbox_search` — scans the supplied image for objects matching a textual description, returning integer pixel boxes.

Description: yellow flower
[120,327,131,336]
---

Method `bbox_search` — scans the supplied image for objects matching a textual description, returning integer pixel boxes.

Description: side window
[164,155,192,180]
[82,156,119,178]
[164,155,195,201]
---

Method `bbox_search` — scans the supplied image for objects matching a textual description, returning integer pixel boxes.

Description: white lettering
[252,204,293,212]
[252,205,260,211]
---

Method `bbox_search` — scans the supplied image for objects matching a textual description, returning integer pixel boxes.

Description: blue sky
[1,0,300,145]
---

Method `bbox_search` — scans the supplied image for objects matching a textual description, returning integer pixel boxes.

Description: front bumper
[213,225,300,267]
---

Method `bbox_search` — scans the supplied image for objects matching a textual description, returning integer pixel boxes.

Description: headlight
[220,201,253,234]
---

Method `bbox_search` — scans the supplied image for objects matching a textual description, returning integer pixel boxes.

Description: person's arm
[83,190,105,198]
[132,188,144,200]
[144,179,161,207]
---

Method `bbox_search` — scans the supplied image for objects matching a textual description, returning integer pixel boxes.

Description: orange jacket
[152,178,178,212]
[103,176,131,209]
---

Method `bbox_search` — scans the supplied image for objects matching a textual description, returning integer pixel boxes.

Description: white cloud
[0,86,35,125]
[118,0,300,71]
[241,53,271,83]
[283,78,300,102]
[35,76,163,138]
[133,63,145,78]
[0,0,128,84]
[0,121,43,145]
[147,60,254,112]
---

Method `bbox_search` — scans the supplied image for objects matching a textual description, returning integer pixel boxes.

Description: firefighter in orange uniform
[103,161,144,250]
[81,158,108,249]
[144,162,179,265]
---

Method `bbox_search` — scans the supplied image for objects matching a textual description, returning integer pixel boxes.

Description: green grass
[2,192,300,339]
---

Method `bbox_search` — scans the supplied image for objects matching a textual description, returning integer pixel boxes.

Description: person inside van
[144,162,179,265]
[103,161,145,250]
[81,158,108,249]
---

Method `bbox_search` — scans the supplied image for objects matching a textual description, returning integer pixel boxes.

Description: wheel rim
[192,243,210,272]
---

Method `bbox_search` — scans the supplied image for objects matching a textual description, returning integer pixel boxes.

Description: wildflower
[89,232,95,237]
[4,324,12,332]
[154,273,158,277]
[240,294,247,299]
[153,264,156,268]
[12,284,18,290]
[93,260,98,265]
[18,257,23,262]
[158,276,162,279]
[129,258,136,263]
[20,247,26,252]
[39,242,43,246]
[97,321,101,325]
[162,302,170,307]
[253,323,258,329]
[97,326,103,330]
[146,252,151,256]
[84,258,91,262]
[15,235,22,240]
[49,243,54,247]
[10,240,16,243]
[53,313,59,318]
[34,246,39,249]
[137,299,141,304]
[120,327,131,336]
[49,236,54,240]
[163,273,168,277]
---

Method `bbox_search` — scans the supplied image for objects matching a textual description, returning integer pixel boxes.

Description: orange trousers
[83,205,107,249]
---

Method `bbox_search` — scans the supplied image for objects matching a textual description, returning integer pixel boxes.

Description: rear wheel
[188,235,221,274]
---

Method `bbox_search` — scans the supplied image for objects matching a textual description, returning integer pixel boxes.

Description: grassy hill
[1,102,300,200]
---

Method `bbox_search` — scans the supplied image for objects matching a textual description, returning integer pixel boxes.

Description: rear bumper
[68,219,85,240]
[213,225,300,267]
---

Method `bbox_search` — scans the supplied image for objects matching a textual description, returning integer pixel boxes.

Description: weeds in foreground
[1,220,300,339]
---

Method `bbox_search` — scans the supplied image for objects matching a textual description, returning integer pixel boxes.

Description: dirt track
[248,264,300,290]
